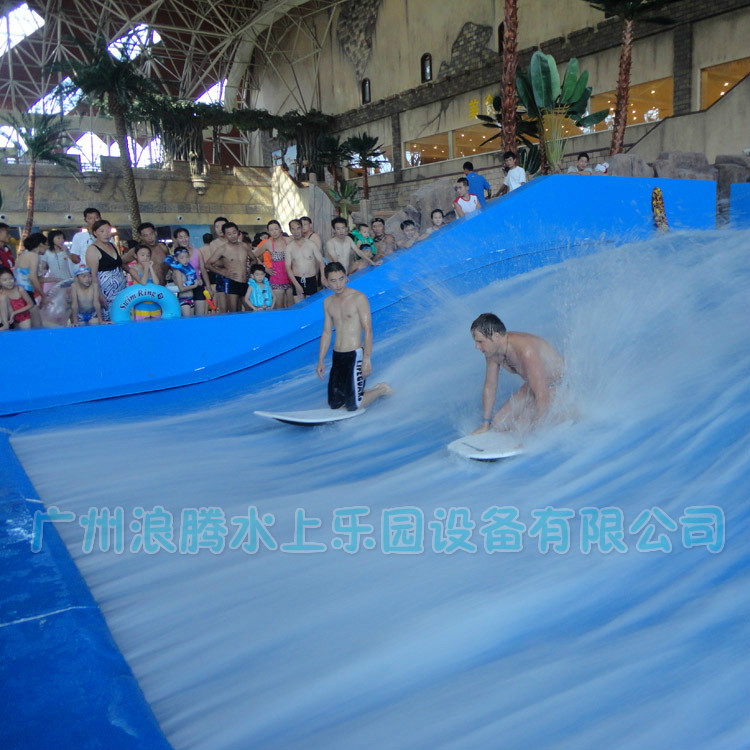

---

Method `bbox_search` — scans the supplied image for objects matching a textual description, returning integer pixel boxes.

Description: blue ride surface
[3,176,748,750]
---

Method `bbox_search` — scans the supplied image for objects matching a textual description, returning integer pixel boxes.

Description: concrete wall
[628,74,750,164]
[0,160,274,233]
[271,167,336,239]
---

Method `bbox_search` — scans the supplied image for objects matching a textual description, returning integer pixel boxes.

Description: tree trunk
[501,0,519,152]
[23,159,36,239]
[362,167,369,200]
[110,100,142,235]
[610,18,633,156]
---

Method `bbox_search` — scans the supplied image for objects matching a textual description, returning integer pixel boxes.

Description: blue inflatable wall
[0,176,716,417]
[0,175,717,750]
[730,182,750,229]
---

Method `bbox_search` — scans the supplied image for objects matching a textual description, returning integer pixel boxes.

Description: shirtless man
[397,220,420,249]
[205,217,230,310]
[206,222,250,313]
[419,208,445,239]
[316,262,392,410]
[285,219,327,300]
[300,216,323,256]
[371,217,396,259]
[122,223,170,284]
[325,217,359,272]
[470,313,564,434]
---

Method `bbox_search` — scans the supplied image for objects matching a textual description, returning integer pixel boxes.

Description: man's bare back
[471,314,565,434]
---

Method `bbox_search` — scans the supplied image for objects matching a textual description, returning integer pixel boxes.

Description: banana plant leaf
[561,58,579,103]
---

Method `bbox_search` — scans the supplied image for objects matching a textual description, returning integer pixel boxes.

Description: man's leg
[360,383,392,408]
[491,384,533,431]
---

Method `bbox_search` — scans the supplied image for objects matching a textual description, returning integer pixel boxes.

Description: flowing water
[12,230,750,750]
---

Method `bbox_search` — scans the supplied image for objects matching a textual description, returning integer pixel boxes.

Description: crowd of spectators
[0,150,547,331]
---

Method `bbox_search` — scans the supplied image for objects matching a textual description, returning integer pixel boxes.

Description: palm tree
[501,0,519,151]
[316,134,353,192]
[583,0,672,155]
[52,32,160,233]
[343,133,383,200]
[1,112,79,237]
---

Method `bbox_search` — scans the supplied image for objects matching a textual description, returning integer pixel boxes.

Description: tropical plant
[342,132,384,200]
[500,0,519,151]
[516,51,609,172]
[327,180,360,219]
[51,32,161,234]
[0,112,80,237]
[582,0,672,155]
[316,134,353,191]
[518,143,542,176]
[133,95,225,175]
[476,93,539,149]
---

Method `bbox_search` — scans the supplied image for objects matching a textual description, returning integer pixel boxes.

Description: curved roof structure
[0,0,341,113]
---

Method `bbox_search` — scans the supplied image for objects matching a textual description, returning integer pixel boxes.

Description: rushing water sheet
[12,230,750,750]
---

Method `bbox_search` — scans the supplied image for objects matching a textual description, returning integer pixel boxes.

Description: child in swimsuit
[70,266,102,326]
[125,245,162,321]
[0,266,33,329]
[244,264,275,311]
[168,247,204,317]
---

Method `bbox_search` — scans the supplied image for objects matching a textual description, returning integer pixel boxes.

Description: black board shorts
[328,349,365,411]
[295,275,319,297]
[215,275,248,297]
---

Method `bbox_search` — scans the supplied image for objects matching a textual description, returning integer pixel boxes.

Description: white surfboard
[254,408,366,426]
[447,431,523,461]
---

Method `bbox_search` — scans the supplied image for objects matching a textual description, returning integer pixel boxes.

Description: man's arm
[472,358,500,434]
[205,247,226,275]
[286,249,304,297]
[357,293,374,378]
[324,238,338,264]
[312,243,328,287]
[317,300,334,379]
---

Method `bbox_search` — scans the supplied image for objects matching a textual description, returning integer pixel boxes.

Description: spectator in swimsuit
[205,222,250,313]
[14,232,47,327]
[0,223,17,270]
[0,265,33,329]
[169,246,205,317]
[125,245,162,321]
[419,209,445,239]
[258,219,292,309]
[70,266,103,326]
[285,218,327,301]
[173,227,211,316]
[85,219,127,322]
[371,218,396,259]
[244,264,274,312]
[397,220,420,249]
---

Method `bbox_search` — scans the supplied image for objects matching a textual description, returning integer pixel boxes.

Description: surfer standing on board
[471,313,564,435]
[316,262,392,411]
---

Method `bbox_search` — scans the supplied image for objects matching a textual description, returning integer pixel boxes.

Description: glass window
[700,57,750,109]
[361,78,371,104]
[346,146,394,178]
[0,3,44,59]
[588,76,673,133]
[196,80,226,105]
[403,132,450,167]
[421,53,432,83]
[452,123,506,158]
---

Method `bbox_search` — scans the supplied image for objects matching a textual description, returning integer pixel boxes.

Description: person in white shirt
[499,151,527,195]
[454,178,481,217]
[69,207,100,268]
